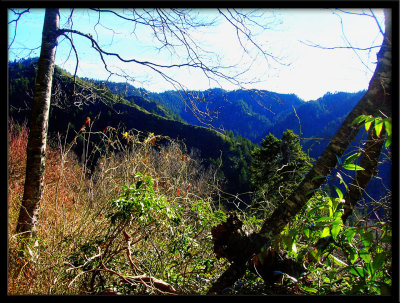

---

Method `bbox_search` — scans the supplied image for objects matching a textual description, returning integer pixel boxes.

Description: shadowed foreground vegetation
[8,119,233,294]
[8,115,393,295]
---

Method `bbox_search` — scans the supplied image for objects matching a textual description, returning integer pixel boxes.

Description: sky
[8,8,385,101]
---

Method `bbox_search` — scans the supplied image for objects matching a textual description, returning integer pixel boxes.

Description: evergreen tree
[250,130,313,216]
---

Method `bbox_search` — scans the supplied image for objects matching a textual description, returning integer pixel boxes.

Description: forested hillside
[263,91,365,158]
[8,54,393,295]
[104,80,365,160]
[106,83,305,143]
[8,7,393,297]
[8,58,254,199]
[9,58,390,204]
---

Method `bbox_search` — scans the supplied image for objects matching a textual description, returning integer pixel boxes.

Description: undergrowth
[8,118,229,294]
[7,115,393,295]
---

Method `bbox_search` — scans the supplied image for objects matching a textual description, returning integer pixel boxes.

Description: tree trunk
[341,127,387,224]
[312,127,388,254]
[15,9,60,238]
[208,8,391,294]
[259,9,391,239]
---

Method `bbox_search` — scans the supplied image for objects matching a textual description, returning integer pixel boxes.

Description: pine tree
[251,130,313,216]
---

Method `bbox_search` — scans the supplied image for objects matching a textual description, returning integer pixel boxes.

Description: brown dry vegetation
[8,119,229,295]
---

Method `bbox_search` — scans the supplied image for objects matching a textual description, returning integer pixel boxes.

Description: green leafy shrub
[266,153,392,294]
[107,173,180,226]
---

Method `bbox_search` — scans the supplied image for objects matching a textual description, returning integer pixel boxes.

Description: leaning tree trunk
[15,9,60,238]
[259,9,391,240]
[208,8,392,294]
[341,127,388,224]
[312,126,388,254]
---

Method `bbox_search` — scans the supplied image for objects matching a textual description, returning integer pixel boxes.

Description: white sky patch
[8,8,385,101]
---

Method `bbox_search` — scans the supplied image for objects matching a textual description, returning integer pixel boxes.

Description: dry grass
[8,120,227,295]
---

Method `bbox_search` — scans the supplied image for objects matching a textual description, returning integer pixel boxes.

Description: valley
[8,58,391,207]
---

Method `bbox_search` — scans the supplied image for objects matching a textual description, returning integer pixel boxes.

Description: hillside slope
[105,81,367,161]
[105,83,305,143]
[8,58,254,197]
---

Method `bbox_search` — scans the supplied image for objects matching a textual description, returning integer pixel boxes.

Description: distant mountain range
[8,58,390,204]
[103,79,365,160]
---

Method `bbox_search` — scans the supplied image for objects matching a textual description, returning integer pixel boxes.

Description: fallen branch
[120,229,177,294]
[122,229,144,276]
[100,261,177,295]
[208,213,304,294]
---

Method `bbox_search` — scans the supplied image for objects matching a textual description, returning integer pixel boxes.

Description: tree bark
[259,9,391,239]
[16,9,60,238]
[311,127,388,255]
[208,8,391,294]
[341,127,387,224]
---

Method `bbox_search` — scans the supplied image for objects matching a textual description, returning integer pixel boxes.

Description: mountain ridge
[8,58,390,208]
[102,78,366,159]
[8,58,254,197]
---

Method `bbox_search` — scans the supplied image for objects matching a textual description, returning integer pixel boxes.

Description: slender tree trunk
[15,9,60,238]
[312,127,387,254]
[259,9,391,239]
[341,127,387,224]
[208,8,391,294]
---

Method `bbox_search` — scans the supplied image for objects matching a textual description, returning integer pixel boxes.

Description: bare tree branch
[369,9,385,36]
[59,33,79,85]
[300,9,383,74]
[8,9,30,49]
[298,40,381,51]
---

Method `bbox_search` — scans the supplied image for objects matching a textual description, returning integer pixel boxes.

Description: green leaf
[336,172,348,190]
[359,248,371,263]
[349,250,358,264]
[362,116,375,132]
[384,118,392,136]
[315,216,333,223]
[350,267,364,277]
[334,186,343,200]
[329,254,348,267]
[331,222,343,241]
[343,164,364,171]
[365,120,372,132]
[345,228,357,242]
[326,197,334,216]
[333,209,344,220]
[301,286,318,293]
[308,204,326,217]
[374,120,384,137]
[352,115,367,125]
[372,253,386,272]
[361,231,374,248]
[385,135,392,149]
[303,228,310,238]
[321,226,330,238]
[343,153,361,165]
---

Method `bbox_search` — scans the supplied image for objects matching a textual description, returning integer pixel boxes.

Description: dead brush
[8,120,226,294]
[7,119,110,294]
